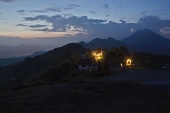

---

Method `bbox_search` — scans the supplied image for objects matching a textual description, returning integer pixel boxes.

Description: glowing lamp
[93,51,103,60]
[126,59,132,65]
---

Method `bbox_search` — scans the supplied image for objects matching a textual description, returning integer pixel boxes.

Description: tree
[103,47,109,70]
[97,60,102,71]
[69,70,79,78]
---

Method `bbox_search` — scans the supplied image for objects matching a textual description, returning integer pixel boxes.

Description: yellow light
[126,59,132,65]
[92,51,103,60]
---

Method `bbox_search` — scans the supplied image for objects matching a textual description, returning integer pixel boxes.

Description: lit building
[126,58,132,66]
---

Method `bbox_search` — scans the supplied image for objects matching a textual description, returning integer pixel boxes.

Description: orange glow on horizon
[0,29,84,38]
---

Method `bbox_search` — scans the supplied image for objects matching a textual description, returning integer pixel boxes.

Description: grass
[0,77,170,113]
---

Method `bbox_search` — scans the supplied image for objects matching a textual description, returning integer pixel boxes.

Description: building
[79,58,92,71]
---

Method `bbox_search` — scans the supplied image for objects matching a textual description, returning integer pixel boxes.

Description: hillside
[122,29,170,55]
[79,37,125,49]
[0,78,170,113]
[0,51,47,67]
[0,43,85,91]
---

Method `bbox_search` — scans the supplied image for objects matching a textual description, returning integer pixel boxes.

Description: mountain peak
[79,37,124,49]
[122,29,170,55]
[143,29,153,32]
[140,29,155,34]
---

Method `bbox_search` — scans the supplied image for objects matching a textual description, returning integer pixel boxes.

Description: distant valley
[0,44,44,59]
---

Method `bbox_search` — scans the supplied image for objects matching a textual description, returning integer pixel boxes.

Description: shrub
[69,70,79,79]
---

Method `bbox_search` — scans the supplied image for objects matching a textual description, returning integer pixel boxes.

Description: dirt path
[104,69,170,91]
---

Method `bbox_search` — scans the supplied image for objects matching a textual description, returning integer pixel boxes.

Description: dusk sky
[0,0,170,48]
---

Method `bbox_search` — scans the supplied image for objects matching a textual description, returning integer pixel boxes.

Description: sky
[0,0,170,49]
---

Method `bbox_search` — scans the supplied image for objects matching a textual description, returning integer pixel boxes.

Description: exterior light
[93,51,103,60]
[126,59,132,66]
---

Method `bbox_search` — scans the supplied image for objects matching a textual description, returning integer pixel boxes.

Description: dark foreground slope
[0,77,170,113]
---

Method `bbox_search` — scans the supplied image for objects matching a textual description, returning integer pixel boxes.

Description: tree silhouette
[103,47,109,70]
[97,60,102,71]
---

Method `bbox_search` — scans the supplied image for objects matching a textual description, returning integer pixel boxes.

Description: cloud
[29,10,48,13]
[16,24,28,26]
[160,27,170,38]
[103,3,109,10]
[29,24,47,28]
[141,10,148,15]
[46,7,62,12]
[120,19,126,23]
[89,10,96,14]
[29,7,62,13]
[2,14,170,50]
[21,14,170,40]
[0,0,22,3]
[17,10,25,14]
[64,4,80,10]
[24,15,106,32]
[139,15,170,34]
[17,23,47,28]
[29,4,81,13]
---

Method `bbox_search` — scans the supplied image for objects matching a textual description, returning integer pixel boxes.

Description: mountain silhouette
[122,29,170,55]
[79,37,125,49]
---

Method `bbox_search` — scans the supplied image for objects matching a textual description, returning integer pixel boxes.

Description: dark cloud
[139,16,170,33]
[29,4,80,13]
[29,7,62,13]
[24,15,106,32]
[103,3,109,10]
[89,10,96,14]
[24,15,49,21]
[16,24,28,26]
[159,8,165,12]
[120,19,126,23]
[29,10,48,13]
[33,27,51,32]
[29,24,47,28]
[46,7,62,12]
[17,10,25,14]
[141,11,147,15]
[106,15,110,17]
[0,0,21,3]
[64,4,80,10]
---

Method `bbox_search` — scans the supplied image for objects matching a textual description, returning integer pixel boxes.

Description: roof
[79,59,92,66]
